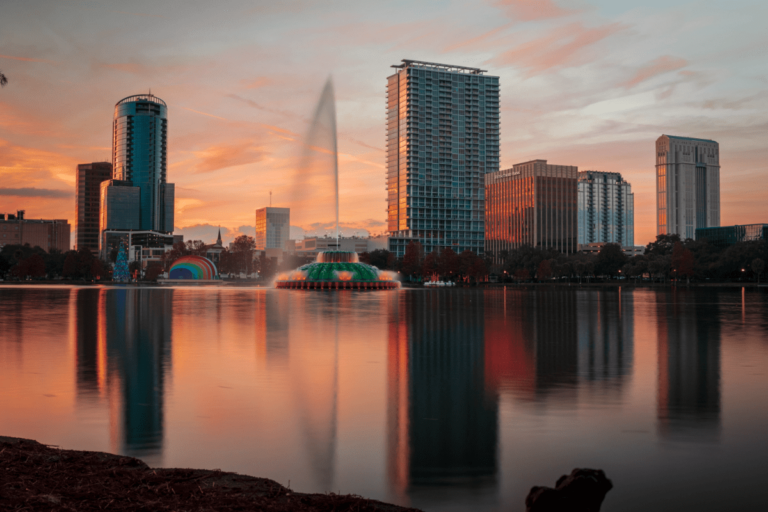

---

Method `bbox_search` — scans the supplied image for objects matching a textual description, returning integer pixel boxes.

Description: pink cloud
[622,55,688,88]
[494,0,574,21]
[490,22,623,74]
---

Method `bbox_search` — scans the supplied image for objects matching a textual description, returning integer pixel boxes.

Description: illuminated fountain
[275,251,399,290]
[276,78,400,290]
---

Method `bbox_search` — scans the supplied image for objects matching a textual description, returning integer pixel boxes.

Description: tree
[0,253,10,278]
[438,248,459,281]
[257,253,276,280]
[144,261,164,281]
[14,254,46,279]
[671,242,695,283]
[231,235,256,274]
[468,257,488,283]
[513,268,530,283]
[537,259,552,281]
[113,242,131,283]
[368,249,393,270]
[596,243,627,278]
[646,234,681,257]
[77,247,95,279]
[422,251,439,281]
[752,258,765,284]
[63,251,79,279]
[401,242,423,280]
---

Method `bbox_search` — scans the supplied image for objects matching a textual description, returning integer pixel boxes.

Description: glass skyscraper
[577,171,634,246]
[386,60,500,257]
[112,94,174,233]
[656,135,720,240]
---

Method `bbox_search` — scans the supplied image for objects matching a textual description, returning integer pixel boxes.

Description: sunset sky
[1,0,766,247]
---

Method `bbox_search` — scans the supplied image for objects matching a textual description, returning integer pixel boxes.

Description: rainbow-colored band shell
[169,255,218,280]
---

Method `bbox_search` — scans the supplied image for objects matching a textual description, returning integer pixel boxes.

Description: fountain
[277,78,399,290]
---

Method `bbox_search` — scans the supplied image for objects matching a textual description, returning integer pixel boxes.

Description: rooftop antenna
[270,190,272,207]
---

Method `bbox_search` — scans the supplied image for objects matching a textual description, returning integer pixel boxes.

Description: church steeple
[216,226,222,246]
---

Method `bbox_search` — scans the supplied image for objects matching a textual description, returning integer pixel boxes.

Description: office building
[656,135,720,239]
[386,59,500,258]
[100,230,174,264]
[255,207,290,251]
[112,93,174,233]
[0,210,70,252]
[696,224,768,247]
[485,160,578,261]
[577,171,633,247]
[75,162,112,252]
[100,180,141,233]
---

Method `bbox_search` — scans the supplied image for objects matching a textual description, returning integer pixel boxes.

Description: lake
[1,286,766,511]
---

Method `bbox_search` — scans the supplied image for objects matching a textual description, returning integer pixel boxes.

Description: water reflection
[656,290,721,442]
[72,288,172,457]
[388,290,497,500]
[577,290,634,391]
[2,286,765,512]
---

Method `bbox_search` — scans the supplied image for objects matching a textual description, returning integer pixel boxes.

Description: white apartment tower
[656,135,720,239]
[577,171,634,246]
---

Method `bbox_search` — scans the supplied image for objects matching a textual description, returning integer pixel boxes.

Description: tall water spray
[291,78,339,242]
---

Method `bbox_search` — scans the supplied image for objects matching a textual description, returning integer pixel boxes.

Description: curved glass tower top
[112,94,173,232]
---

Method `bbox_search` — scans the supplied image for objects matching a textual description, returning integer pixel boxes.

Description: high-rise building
[75,162,112,252]
[100,179,141,234]
[577,171,634,246]
[112,94,174,233]
[656,135,720,239]
[0,210,70,252]
[386,60,500,257]
[255,207,290,250]
[485,160,578,261]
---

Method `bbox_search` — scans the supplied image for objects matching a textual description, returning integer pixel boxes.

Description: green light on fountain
[275,251,399,290]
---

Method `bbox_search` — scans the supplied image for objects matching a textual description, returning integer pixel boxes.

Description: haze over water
[1,286,767,511]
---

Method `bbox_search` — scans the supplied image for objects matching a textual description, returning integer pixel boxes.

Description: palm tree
[0,71,7,87]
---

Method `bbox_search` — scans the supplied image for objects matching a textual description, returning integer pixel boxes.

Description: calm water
[1,286,767,511]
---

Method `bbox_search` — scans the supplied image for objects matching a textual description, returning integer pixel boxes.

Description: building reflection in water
[656,290,721,441]
[576,289,633,391]
[388,290,497,502]
[483,289,581,400]
[73,288,172,458]
[256,291,339,492]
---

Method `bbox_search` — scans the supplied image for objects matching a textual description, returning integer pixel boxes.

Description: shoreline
[0,436,418,511]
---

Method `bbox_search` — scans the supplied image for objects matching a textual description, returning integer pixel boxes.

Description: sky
[1,0,767,247]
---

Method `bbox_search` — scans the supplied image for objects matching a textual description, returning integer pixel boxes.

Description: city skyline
[1,0,767,247]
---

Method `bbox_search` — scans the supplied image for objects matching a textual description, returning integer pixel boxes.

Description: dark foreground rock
[525,468,613,512]
[0,436,420,511]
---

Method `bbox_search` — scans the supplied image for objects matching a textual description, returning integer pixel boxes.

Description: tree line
[0,245,109,281]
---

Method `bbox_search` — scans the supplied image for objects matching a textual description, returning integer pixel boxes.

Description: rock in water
[525,468,613,512]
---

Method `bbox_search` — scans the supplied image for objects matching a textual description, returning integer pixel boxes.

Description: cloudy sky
[1,0,766,246]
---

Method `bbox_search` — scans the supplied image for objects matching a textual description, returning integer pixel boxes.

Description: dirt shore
[0,436,419,511]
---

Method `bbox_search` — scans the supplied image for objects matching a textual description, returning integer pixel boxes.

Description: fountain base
[274,251,400,291]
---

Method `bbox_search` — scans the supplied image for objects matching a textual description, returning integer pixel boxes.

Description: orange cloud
[490,22,623,74]
[622,56,688,88]
[192,141,268,173]
[494,0,574,21]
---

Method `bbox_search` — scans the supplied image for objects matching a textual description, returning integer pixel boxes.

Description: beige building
[656,135,720,239]
[255,207,290,250]
[0,210,70,252]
